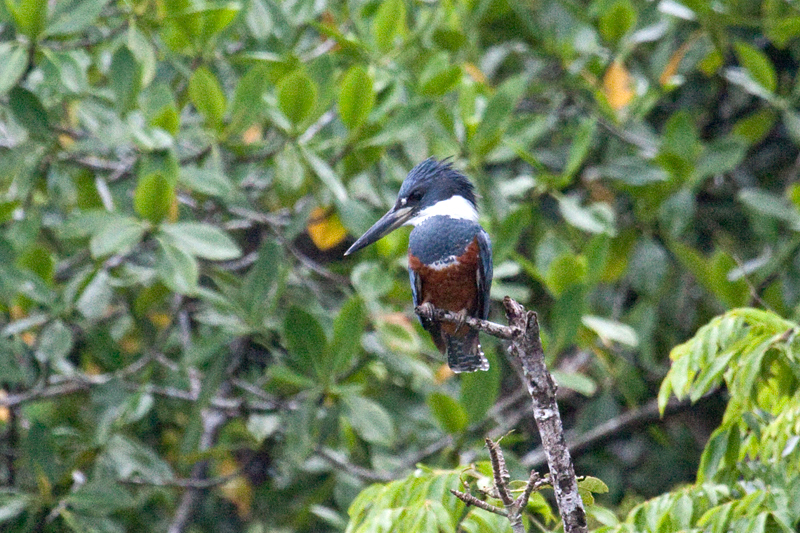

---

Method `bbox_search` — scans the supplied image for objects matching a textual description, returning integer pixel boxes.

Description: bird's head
[344,158,478,256]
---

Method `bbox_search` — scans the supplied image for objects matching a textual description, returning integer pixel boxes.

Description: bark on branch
[416,297,588,533]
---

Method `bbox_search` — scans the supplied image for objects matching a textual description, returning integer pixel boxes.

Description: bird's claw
[454,309,468,333]
[417,302,435,319]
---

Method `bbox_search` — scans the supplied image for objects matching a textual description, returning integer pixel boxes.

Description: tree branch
[416,297,588,533]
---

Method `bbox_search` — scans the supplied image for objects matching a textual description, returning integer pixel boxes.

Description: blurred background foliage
[1,0,800,531]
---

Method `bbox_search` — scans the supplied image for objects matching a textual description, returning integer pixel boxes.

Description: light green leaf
[599,0,636,44]
[343,395,396,446]
[160,222,241,260]
[247,414,281,443]
[156,237,199,295]
[89,217,146,258]
[277,70,317,125]
[582,315,639,347]
[6,0,48,38]
[134,173,175,224]
[0,43,28,96]
[189,66,227,128]
[734,41,776,93]
[0,490,33,523]
[427,392,468,434]
[45,0,108,36]
[35,320,73,363]
[551,370,598,396]
[558,195,616,235]
[76,270,112,319]
[338,65,374,130]
[372,0,406,52]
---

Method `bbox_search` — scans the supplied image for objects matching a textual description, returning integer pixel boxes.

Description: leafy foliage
[1,0,800,531]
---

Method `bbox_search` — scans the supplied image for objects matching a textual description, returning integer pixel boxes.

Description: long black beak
[344,205,414,255]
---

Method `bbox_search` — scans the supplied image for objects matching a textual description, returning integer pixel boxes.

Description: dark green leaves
[284,305,326,374]
[9,87,49,139]
[110,45,142,114]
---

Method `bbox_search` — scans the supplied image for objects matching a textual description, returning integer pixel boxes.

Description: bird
[344,158,493,372]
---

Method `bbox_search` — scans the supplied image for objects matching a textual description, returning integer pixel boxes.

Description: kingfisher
[344,158,493,373]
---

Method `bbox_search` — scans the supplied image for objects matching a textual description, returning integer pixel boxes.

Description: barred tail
[446,331,489,373]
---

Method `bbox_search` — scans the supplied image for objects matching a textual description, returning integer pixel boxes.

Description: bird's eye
[408,190,423,203]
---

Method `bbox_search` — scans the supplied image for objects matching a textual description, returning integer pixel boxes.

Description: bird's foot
[417,302,435,320]
[453,309,468,333]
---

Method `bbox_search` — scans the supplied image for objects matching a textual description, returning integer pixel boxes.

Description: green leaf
[160,222,241,260]
[0,43,28,96]
[247,413,281,443]
[738,188,800,229]
[338,65,374,130]
[156,237,199,295]
[418,53,462,97]
[599,0,636,44]
[189,66,227,128]
[89,217,146,258]
[343,395,396,446]
[66,478,135,515]
[45,0,107,36]
[284,305,327,376]
[460,350,500,423]
[0,490,33,523]
[544,253,586,296]
[9,87,50,139]
[226,63,270,136]
[550,370,598,396]
[299,145,348,202]
[582,315,639,347]
[734,42,777,93]
[134,173,175,224]
[76,270,112,319]
[427,392,468,434]
[5,0,48,38]
[558,195,615,235]
[327,296,366,376]
[35,319,73,363]
[241,238,283,319]
[564,117,597,178]
[277,70,317,125]
[110,45,142,114]
[372,0,406,52]
[579,476,609,494]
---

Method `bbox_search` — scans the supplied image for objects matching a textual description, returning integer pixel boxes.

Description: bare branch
[415,297,588,533]
[450,489,508,516]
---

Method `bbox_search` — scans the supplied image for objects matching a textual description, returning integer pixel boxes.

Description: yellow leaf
[218,456,252,517]
[307,207,348,251]
[603,60,634,111]
[242,124,262,145]
[168,194,179,222]
[463,62,486,84]
[0,390,9,423]
[659,35,699,86]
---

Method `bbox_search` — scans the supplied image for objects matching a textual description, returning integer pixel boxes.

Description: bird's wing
[476,229,493,320]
